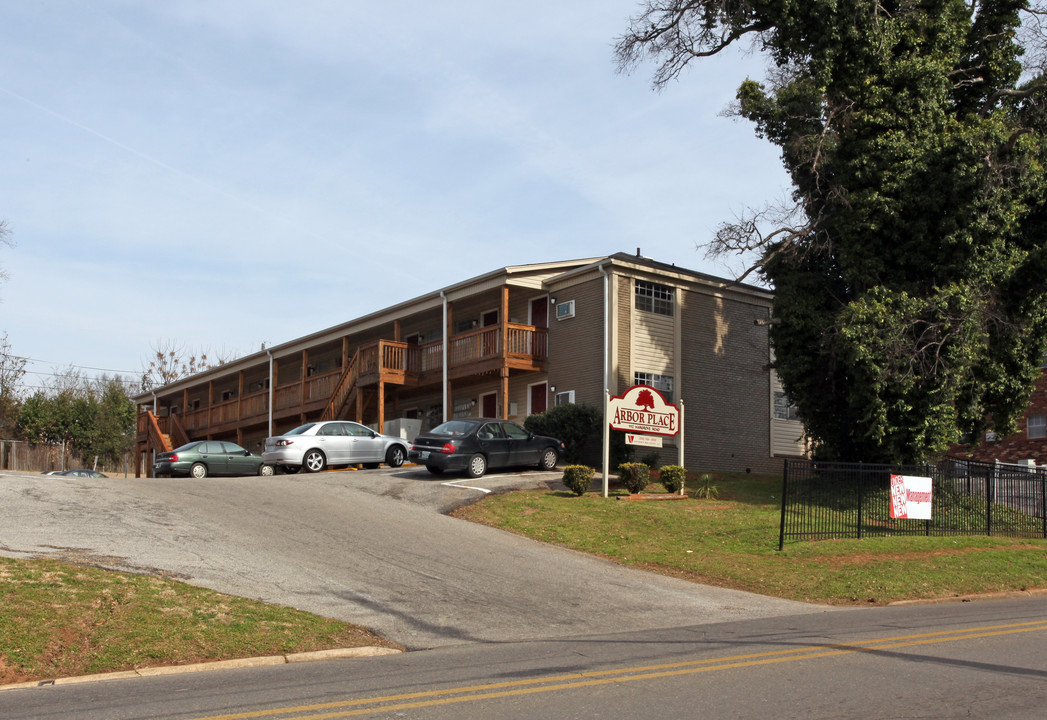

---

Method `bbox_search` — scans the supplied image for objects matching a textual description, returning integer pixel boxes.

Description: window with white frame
[1029,415,1047,439]
[633,372,673,402]
[635,280,674,316]
[554,390,575,406]
[774,391,800,421]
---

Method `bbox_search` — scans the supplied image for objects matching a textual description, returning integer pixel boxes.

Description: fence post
[778,458,790,551]
[857,462,864,540]
[925,463,933,537]
[988,460,997,536]
[1041,471,1046,540]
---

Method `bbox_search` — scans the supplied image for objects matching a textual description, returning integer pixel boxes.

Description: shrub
[640,451,661,470]
[561,465,595,496]
[617,462,650,494]
[694,473,720,499]
[658,465,686,494]
[525,403,631,468]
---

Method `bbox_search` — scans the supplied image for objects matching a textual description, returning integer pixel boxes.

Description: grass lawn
[451,471,1047,605]
[0,557,400,686]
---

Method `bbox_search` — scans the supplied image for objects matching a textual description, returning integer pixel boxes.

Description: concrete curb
[887,588,1047,606]
[1,646,403,691]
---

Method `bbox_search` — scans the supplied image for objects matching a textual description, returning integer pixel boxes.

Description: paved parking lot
[0,465,823,649]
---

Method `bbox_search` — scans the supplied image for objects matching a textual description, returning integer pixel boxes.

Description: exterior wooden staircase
[143,410,189,455]
[320,348,360,422]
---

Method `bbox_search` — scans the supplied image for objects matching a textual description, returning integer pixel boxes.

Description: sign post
[607,385,682,497]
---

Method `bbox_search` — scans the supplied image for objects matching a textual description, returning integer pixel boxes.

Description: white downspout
[599,262,610,497]
[266,348,274,438]
[441,291,448,423]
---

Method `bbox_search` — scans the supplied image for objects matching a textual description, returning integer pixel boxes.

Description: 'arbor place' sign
[608,385,680,437]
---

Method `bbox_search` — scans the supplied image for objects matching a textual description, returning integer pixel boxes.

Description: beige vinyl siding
[631,310,674,376]
[770,371,807,457]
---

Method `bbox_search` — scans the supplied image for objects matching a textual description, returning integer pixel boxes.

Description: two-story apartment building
[134,252,807,476]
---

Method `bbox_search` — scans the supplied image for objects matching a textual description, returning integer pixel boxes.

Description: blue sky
[0,0,790,393]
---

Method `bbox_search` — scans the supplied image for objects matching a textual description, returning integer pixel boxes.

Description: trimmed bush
[658,465,686,494]
[617,462,650,494]
[561,465,595,496]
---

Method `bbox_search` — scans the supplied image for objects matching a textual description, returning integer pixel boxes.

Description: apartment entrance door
[481,392,497,418]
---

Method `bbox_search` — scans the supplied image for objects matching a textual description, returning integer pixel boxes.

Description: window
[1029,415,1047,439]
[555,300,575,320]
[634,372,673,402]
[774,391,800,421]
[635,280,674,316]
[554,390,575,406]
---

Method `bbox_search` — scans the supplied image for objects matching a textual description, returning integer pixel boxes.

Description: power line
[10,355,140,376]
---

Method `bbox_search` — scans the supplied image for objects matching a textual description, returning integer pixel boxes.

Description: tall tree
[0,331,27,435]
[617,1,1047,463]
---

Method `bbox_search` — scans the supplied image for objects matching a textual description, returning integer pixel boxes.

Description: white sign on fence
[889,474,933,520]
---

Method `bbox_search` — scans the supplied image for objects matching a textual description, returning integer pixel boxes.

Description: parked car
[262,420,409,473]
[52,469,109,478]
[409,418,564,478]
[154,441,273,479]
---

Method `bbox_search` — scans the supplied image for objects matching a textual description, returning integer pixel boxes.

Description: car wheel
[282,465,300,474]
[386,445,406,468]
[426,465,443,475]
[259,464,275,477]
[466,453,487,479]
[303,450,327,473]
[539,447,558,471]
[190,463,208,479]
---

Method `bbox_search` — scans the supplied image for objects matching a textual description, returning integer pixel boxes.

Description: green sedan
[153,440,274,478]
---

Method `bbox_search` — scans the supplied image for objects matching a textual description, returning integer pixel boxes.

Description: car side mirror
[243,450,250,456]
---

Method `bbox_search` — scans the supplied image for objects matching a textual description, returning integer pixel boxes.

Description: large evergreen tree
[618,0,1047,463]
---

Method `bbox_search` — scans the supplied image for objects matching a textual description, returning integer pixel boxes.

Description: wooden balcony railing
[141,323,548,437]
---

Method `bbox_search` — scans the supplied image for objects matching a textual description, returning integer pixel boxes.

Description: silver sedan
[262,421,409,473]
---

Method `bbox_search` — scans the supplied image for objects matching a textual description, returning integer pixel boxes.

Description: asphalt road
[0,465,823,650]
[2,596,1045,719]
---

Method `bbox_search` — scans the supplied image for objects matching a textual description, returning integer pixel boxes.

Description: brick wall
[679,290,776,473]
[547,275,606,406]
[954,372,1047,464]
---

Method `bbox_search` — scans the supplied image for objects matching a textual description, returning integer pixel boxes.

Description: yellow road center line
[190,620,1047,720]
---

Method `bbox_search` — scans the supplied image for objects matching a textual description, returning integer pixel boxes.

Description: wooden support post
[238,370,245,424]
[445,302,455,421]
[378,381,386,432]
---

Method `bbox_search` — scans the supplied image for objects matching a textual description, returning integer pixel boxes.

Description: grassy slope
[0,558,399,685]
[451,472,1047,605]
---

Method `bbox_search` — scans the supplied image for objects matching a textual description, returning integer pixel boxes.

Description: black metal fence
[778,457,1047,549]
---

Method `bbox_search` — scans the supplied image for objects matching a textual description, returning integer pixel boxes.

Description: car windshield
[173,442,203,452]
[428,421,476,437]
[285,423,318,436]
